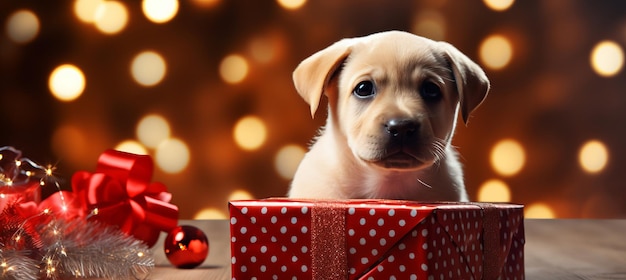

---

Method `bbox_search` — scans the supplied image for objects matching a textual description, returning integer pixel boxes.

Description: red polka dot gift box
[229,199,524,280]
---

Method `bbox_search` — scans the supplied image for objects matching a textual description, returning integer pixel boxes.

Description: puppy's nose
[385,119,419,137]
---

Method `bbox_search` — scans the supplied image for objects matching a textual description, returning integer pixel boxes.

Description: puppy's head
[293,31,489,170]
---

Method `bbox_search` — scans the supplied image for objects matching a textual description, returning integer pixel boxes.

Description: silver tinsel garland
[1,218,155,280]
[0,249,40,280]
[40,219,155,279]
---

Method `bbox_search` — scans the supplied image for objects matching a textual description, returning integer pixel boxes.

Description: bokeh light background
[2,0,625,219]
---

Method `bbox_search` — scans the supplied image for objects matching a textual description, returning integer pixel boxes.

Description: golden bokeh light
[114,140,148,155]
[590,40,624,77]
[412,10,446,41]
[276,0,306,10]
[74,0,104,23]
[479,35,513,70]
[48,64,86,102]
[483,0,515,11]
[274,144,306,180]
[490,139,525,176]
[136,114,171,148]
[155,138,190,174]
[477,179,511,202]
[191,0,220,8]
[142,0,179,24]
[578,140,609,174]
[219,54,249,84]
[194,207,228,219]
[228,189,255,201]
[94,1,128,35]
[233,116,267,151]
[130,51,167,87]
[5,9,40,44]
[525,203,556,219]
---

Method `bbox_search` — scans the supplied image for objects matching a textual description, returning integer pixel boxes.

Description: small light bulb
[45,164,54,176]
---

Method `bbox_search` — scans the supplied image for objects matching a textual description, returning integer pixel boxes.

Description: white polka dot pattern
[229,200,525,280]
[230,201,313,279]
[495,206,525,280]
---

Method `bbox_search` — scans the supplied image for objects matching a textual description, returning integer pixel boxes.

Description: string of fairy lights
[2,0,625,219]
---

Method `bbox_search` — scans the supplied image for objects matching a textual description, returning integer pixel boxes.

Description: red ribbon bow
[43,150,179,247]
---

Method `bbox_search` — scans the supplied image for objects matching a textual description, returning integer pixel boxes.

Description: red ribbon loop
[44,150,179,247]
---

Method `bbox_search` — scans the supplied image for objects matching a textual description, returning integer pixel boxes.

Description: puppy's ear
[293,38,355,118]
[439,42,490,125]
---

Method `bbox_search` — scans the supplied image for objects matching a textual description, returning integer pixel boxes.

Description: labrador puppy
[288,31,489,201]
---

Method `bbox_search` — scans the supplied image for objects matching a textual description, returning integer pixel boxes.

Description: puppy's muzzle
[376,118,425,169]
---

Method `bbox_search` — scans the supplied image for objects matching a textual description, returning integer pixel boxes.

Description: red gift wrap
[229,199,524,280]
[0,181,41,213]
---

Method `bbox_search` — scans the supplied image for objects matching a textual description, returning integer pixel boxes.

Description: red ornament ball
[164,225,209,269]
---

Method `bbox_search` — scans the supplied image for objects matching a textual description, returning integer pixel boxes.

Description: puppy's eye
[420,81,442,101]
[353,81,376,98]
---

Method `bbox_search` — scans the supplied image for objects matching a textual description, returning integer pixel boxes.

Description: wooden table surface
[150,219,626,279]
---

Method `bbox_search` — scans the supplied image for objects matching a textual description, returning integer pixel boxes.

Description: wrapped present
[0,181,41,213]
[229,199,524,280]
[0,146,42,213]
